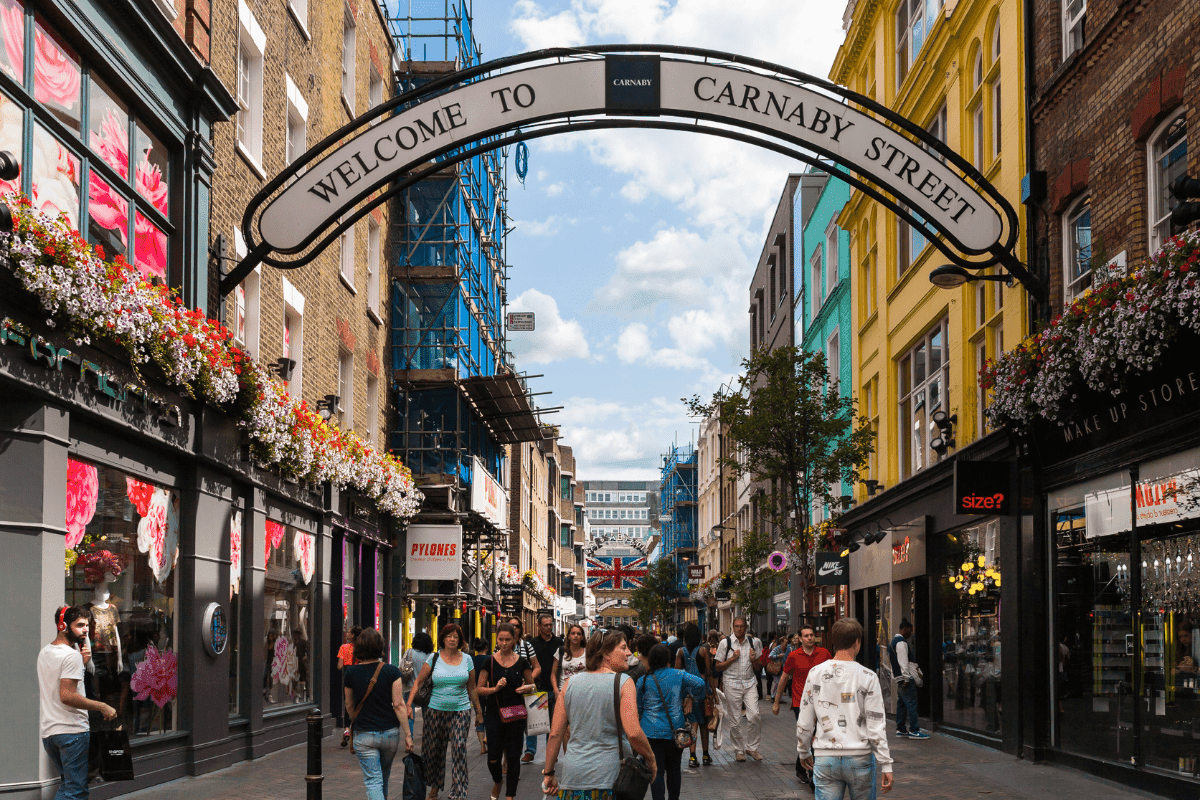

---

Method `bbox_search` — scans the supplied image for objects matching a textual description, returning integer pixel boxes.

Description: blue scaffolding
[659,444,698,600]
[385,1,529,492]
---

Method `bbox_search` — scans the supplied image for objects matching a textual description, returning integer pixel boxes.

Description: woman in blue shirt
[638,644,707,800]
[407,623,482,800]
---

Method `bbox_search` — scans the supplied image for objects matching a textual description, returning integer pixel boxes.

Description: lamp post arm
[996,249,1048,307]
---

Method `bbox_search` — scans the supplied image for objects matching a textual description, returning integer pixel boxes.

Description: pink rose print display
[136,487,178,583]
[130,644,178,708]
[265,519,285,563]
[294,530,314,584]
[33,18,80,126]
[230,510,242,596]
[126,476,154,517]
[0,0,22,82]
[65,457,98,550]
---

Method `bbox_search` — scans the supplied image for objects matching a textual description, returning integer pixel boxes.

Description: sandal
[340,730,350,748]
[689,755,699,768]
[702,753,712,766]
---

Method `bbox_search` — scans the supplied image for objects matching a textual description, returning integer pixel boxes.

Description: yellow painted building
[831,0,1028,499]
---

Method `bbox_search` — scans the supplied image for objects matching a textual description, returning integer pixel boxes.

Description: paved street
[123,707,1164,800]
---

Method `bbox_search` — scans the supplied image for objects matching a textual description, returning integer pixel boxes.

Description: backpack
[682,645,704,678]
[713,637,734,675]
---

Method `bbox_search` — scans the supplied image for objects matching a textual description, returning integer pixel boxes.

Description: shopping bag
[403,752,426,800]
[93,729,134,781]
[524,691,551,736]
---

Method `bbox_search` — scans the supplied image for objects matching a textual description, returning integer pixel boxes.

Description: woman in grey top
[541,631,656,800]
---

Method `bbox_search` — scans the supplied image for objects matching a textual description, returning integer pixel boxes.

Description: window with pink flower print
[265,520,315,706]
[0,6,171,284]
[64,456,179,738]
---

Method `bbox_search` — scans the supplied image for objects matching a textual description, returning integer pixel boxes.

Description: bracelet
[542,768,555,776]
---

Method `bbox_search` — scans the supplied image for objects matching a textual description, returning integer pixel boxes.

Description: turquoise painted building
[794,167,852,517]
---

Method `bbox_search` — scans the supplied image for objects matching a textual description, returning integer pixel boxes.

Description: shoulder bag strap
[614,672,626,761]
[650,672,681,731]
[347,662,385,722]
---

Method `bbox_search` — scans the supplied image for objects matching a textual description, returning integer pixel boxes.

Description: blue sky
[462,1,849,479]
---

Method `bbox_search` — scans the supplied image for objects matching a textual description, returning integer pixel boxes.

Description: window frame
[811,244,823,319]
[826,327,841,395]
[1062,0,1087,59]
[337,349,354,429]
[339,218,356,290]
[825,222,840,297]
[284,74,307,167]
[897,317,950,479]
[236,2,265,165]
[365,372,378,445]
[282,277,305,396]
[1147,111,1188,254]
[367,217,381,318]
[1062,196,1092,304]
[341,4,357,113]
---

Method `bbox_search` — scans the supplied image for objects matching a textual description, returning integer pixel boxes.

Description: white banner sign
[470,456,508,528]
[405,524,463,581]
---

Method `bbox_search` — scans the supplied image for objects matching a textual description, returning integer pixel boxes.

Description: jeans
[485,714,525,797]
[42,732,90,800]
[353,728,401,800]
[648,738,683,800]
[523,695,554,756]
[896,680,919,734]
[812,754,877,800]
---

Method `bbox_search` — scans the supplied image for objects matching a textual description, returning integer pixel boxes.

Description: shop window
[64,457,179,738]
[1062,197,1092,303]
[228,509,242,716]
[1062,0,1086,58]
[1149,112,1188,254]
[264,521,315,706]
[941,520,1002,734]
[374,551,384,631]
[0,9,174,284]
[898,317,949,478]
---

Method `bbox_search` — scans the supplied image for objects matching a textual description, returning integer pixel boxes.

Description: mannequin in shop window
[80,553,128,716]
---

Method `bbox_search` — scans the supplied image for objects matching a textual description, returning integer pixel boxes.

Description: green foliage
[686,346,875,610]
[725,527,775,615]
[629,558,680,629]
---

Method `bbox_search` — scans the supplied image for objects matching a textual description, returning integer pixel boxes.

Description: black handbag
[91,728,134,781]
[649,673,693,750]
[402,751,427,800]
[414,653,439,707]
[611,673,653,800]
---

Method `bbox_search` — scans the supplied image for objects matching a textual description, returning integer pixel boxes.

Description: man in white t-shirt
[714,616,763,762]
[39,606,116,799]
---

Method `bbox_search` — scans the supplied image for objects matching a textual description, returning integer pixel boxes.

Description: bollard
[306,707,323,800]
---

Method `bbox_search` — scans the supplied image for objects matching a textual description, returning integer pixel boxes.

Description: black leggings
[649,738,683,800]
[484,714,525,798]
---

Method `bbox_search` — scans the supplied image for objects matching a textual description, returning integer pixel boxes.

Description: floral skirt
[558,790,614,800]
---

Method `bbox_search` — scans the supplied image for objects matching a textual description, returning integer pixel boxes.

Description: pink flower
[126,476,155,517]
[0,0,23,82]
[65,458,98,550]
[88,171,127,243]
[135,211,167,281]
[93,108,129,179]
[230,511,242,595]
[33,24,79,112]
[294,530,314,584]
[136,488,169,577]
[136,156,168,215]
[130,644,178,708]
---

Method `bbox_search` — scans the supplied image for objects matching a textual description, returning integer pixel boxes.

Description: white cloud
[616,323,652,363]
[515,214,575,237]
[556,395,698,480]
[507,289,591,364]
[544,181,566,197]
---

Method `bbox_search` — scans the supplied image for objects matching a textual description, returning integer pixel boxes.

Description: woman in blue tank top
[673,623,713,767]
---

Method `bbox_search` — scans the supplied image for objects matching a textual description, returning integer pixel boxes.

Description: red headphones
[57,606,68,633]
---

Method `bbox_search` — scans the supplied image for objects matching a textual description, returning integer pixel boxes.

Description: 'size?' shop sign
[405,525,463,581]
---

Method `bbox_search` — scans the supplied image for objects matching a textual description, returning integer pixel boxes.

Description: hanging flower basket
[982,232,1200,432]
[0,197,422,519]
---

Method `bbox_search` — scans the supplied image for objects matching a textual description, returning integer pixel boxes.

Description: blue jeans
[812,754,877,800]
[896,680,919,734]
[42,732,90,800]
[354,728,401,800]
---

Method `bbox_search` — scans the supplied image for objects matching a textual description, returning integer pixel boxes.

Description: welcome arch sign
[223,45,1027,295]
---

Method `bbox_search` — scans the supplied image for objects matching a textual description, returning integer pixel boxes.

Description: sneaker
[702,754,712,766]
[521,753,535,763]
[907,731,930,740]
[895,730,910,738]
[735,752,746,762]
[689,755,699,768]
[747,750,763,762]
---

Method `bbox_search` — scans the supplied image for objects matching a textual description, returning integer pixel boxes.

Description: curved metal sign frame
[226,45,1021,294]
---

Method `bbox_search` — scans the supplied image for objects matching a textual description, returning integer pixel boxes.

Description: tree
[629,558,680,629]
[687,346,874,614]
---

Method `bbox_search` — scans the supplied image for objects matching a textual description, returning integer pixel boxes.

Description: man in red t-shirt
[772,624,831,785]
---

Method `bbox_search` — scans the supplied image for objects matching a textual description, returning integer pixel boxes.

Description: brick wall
[208,0,393,447]
[1031,0,1199,306]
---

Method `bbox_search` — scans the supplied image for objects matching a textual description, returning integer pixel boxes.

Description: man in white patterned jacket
[796,618,895,799]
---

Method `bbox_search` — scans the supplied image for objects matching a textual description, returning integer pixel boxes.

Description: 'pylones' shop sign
[255,53,1007,261]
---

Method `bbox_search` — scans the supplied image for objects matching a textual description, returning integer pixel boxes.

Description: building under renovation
[660,444,699,628]
[386,1,546,648]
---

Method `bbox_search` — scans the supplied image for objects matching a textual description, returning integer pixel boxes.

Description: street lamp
[928,265,1015,289]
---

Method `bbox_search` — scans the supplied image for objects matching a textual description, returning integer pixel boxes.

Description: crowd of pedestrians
[29,612,922,800]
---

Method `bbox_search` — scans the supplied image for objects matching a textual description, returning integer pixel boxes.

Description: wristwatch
[542,769,555,776]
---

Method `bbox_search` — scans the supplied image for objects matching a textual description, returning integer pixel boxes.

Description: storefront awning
[460,372,553,444]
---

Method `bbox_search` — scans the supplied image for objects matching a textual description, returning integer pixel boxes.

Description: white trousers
[723,681,761,754]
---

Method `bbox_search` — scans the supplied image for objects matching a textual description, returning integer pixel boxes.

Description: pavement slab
[119,704,1173,800]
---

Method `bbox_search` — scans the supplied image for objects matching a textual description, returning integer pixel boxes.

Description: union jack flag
[586,555,648,590]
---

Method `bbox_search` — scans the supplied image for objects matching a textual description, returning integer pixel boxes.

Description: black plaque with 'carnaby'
[815,551,849,586]
[605,55,660,114]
